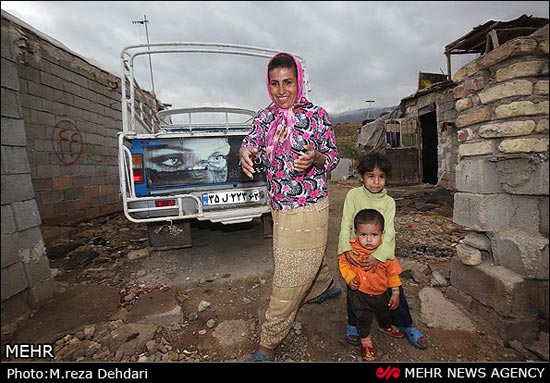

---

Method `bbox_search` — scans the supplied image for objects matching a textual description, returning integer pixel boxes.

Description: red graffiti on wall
[51,120,83,166]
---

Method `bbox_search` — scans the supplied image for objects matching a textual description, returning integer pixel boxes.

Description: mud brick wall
[449,25,549,343]
[1,28,55,326]
[1,12,158,226]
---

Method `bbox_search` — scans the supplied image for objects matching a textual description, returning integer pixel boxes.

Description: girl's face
[268,67,298,109]
[355,222,384,250]
[360,166,387,193]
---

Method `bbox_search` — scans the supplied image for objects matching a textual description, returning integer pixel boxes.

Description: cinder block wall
[1,11,159,326]
[450,24,549,344]
[1,12,158,226]
[1,28,55,327]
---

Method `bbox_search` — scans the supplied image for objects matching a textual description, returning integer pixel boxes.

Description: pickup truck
[118,43,310,247]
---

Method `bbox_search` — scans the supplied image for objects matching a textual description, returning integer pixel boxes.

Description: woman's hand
[294,145,323,172]
[239,146,258,179]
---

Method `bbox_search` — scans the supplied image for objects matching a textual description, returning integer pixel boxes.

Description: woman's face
[268,67,298,109]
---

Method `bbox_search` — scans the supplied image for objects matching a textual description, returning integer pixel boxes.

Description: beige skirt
[271,198,330,288]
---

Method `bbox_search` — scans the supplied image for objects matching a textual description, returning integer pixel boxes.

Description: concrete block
[470,297,539,343]
[1,29,16,60]
[0,262,28,300]
[27,277,56,310]
[40,72,64,91]
[450,257,537,318]
[492,229,549,280]
[19,64,41,83]
[1,57,20,91]
[0,88,23,119]
[445,285,473,310]
[453,192,540,233]
[20,93,44,110]
[1,146,30,174]
[1,234,19,269]
[0,174,35,205]
[29,109,55,126]
[540,197,549,237]
[0,290,30,326]
[1,117,26,146]
[455,157,503,193]
[42,99,67,116]
[27,81,55,100]
[1,205,16,236]
[1,226,44,269]
[525,279,549,319]
[12,200,42,231]
[23,255,52,287]
[495,157,549,195]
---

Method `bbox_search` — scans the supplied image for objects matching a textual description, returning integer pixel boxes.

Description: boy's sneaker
[361,345,376,362]
[378,324,404,338]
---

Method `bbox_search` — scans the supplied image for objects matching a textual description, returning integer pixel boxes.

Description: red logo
[376,365,401,380]
[51,120,83,166]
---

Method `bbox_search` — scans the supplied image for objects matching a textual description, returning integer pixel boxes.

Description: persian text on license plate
[201,190,262,206]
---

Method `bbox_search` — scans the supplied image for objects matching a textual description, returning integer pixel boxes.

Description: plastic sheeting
[356,116,388,153]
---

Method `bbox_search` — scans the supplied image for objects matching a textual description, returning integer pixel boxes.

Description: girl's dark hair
[268,53,297,79]
[357,152,392,177]
[354,208,385,231]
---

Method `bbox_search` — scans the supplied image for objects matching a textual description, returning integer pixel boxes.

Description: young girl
[337,152,429,350]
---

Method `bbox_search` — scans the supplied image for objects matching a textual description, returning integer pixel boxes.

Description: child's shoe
[378,324,404,338]
[361,345,376,362]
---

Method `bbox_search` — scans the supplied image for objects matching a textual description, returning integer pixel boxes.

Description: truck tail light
[132,154,144,183]
[155,200,176,207]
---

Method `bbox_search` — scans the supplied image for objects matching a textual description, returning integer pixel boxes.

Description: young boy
[337,152,429,350]
[339,208,403,361]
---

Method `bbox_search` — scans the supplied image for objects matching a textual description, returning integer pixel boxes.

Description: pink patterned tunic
[241,103,339,211]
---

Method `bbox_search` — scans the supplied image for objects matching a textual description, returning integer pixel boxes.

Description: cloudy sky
[1,1,548,115]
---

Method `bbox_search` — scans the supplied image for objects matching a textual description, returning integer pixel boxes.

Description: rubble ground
[2,181,547,363]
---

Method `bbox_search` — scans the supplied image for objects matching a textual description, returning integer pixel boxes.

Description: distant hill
[332,121,364,160]
[331,106,397,124]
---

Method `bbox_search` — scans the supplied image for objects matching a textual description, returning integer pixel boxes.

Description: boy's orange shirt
[338,237,402,295]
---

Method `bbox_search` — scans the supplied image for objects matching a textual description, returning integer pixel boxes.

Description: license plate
[201,190,262,206]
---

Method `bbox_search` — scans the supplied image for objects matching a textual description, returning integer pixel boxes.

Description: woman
[240,52,341,361]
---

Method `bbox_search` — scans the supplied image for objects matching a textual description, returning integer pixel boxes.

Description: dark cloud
[2,1,548,114]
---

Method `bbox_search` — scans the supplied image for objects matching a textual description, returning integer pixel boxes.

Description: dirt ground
[2,181,545,363]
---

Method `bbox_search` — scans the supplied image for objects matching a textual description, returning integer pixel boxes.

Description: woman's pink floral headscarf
[265,52,310,163]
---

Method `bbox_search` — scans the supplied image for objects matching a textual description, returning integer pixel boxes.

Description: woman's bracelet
[391,287,400,294]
